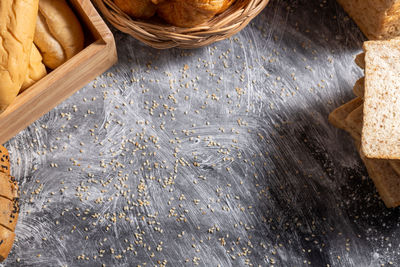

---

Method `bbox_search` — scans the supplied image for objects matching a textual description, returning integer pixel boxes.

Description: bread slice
[340,102,400,208]
[361,40,400,159]
[329,97,363,130]
[389,160,400,177]
[337,0,400,40]
[329,97,400,208]
[345,105,363,141]
[355,53,365,69]
[360,152,400,207]
[353,77,364,98]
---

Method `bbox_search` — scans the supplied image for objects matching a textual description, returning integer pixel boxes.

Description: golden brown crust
[0,0,39,111]
[0,226,15,262]
[0,197,19,232]
[38,0,84,64]
[114,0,157,19]
[157,0,235,27]
[21,44,47,92]
[0,173,18,201]
[34,12,66,70]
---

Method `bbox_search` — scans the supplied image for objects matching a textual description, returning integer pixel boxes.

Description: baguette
[21,44,47,92]
[35,0,84,69]
[0,0,39,111]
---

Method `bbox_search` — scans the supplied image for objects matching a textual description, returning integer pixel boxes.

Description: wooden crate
[0,0,117,144]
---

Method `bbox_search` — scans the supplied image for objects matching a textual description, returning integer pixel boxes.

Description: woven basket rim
[92,0,269,49]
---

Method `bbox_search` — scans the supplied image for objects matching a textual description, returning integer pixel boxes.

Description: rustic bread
[336,0,400,40]
[0,0,39,111]
[361,40,400,159]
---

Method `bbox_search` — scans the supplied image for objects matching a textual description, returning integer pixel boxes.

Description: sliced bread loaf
[361,39,400,159]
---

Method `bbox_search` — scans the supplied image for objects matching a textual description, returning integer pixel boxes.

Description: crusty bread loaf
[361,40,400,159]
[0,0,39,111]
[337,0,400,40]
[21,44,47,92]
[35,0,84,69]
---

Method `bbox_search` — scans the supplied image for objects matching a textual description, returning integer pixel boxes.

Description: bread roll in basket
[92,0,269,49]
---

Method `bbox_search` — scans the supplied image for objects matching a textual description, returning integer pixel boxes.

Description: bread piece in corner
[336,99,400,208]
[337,0,400,40]
[361,39,400,159]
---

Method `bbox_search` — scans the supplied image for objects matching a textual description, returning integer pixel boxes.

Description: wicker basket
[92,0,269,49]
